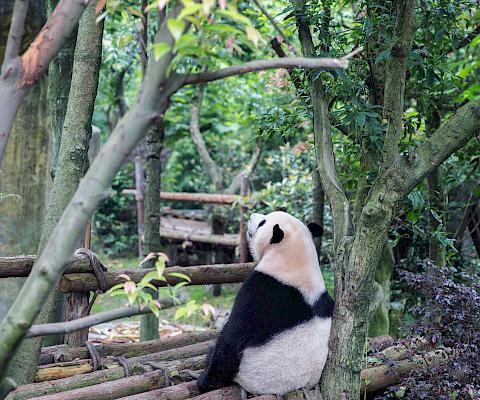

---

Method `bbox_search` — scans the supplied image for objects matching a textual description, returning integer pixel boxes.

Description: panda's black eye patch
[257,219,266,229]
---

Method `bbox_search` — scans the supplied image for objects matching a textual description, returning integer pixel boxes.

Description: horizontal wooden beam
[160,229,240,246]
[0,253,92,278]
[59,262,256,293]
[122,190,241,205]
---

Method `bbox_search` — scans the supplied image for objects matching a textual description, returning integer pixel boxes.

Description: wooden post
[239,174,249,263]
[134,152,145,257]
[64,127,101,347]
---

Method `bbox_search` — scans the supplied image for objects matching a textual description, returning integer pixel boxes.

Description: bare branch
[183,56,353,86]
[3,0,28,66]
[26,298,178,338]
[114,68,128,117]
[189,85,223,190]
[226,144,262,194]
[382,0,416,166]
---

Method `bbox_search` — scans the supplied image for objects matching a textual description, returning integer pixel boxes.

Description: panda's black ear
[270,224,284,244]
[307,222,323,238]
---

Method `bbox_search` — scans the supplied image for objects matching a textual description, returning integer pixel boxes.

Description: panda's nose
[247,213,264,235]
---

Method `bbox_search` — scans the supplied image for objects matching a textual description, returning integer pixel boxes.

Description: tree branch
[189,85,223,191]
[402,99,480,193]
[293,0,353,253]
[226,144,262,194]
[114,68,128,117]
[382,0,416,167]
[182,55,354,86]
[3,0,28,66]
[0,0,90,167]
[26,299,178,338]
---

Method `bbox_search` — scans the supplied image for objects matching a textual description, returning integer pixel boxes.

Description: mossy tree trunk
[0,0,49,386]
[30,0,102,362]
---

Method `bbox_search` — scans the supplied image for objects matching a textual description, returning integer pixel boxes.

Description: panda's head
[247,211,323,262]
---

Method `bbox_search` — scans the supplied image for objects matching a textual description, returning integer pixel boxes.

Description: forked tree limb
[0,0,90,165]
[183,55,354,86]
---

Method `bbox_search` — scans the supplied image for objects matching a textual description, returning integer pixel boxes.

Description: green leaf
[152,42,171,61]
[175,307,187,320]
[148,303,160,317]
[205,23,243,35]
[155,258,166,278]
[167,19,185,41]
[142,271,161,283]
[168,272,192,282]
[178,1,202,19]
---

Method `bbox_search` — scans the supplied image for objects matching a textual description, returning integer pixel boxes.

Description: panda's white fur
[197,211,333,395]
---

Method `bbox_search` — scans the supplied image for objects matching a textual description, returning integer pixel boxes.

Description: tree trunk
[0,0,49,386]
[312,170,324,256]
[141,118,165,341]
[46,0,77,179]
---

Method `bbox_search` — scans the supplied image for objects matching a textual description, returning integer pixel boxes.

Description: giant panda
[197,211,333,395]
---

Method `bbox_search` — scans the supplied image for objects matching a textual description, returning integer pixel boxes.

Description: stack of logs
[7,331,450,400]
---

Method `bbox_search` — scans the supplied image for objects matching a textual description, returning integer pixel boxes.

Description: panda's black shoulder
[224,270,314,347]
[313,290,334,318]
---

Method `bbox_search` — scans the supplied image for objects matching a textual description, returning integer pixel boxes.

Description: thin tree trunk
[46,0,77,178]
[141,118,165,341]
[22,0,102,372]
[0,0,49,386]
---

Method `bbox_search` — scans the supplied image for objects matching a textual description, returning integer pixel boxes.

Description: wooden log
[188,386,242,400]
[0,253,91,278]
[160,229,240,246]
[116,381,200,400]
[39,330,218,365]
[59,263,256,293]
[36,340,214,382]
[360,348,451,393]
[122,191,241,205]
[8,356,205,400]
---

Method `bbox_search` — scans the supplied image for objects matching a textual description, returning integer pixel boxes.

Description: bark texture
[46,0,77,178]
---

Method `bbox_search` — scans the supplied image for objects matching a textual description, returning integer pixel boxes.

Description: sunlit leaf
[167,19,185,41]
[152,42,171,61]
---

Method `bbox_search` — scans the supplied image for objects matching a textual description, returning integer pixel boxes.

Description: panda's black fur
[197,271,334,391]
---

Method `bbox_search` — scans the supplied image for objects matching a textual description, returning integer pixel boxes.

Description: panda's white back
[235,316,331,395]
